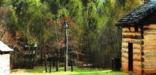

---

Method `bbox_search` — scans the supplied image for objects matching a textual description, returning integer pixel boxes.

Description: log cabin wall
[121,26,143,74]
[116,2,156,75]
[143,24,156,74]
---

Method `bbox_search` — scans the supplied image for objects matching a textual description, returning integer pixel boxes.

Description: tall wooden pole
[64,21,68,71]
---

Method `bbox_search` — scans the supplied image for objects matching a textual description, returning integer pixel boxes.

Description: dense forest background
[0,0,143,68]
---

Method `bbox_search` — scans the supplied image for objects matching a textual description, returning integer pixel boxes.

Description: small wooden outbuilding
[116,2,156,75]
[0,41,13,75]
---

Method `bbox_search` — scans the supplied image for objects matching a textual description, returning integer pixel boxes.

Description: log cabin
[116,1,156,75]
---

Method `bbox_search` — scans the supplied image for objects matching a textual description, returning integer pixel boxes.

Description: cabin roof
[0,41,13,52]
[116,2,156,26]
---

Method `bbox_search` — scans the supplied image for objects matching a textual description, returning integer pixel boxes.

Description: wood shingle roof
[117,2,156,26]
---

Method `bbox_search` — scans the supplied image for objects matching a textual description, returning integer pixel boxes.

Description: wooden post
[71,62,73,72]
[44,54,47,72]
[63,21,69,71]
[71,57,73,72]
[65,27,68,71]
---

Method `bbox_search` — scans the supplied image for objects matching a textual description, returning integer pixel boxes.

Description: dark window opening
[128,43,133,71]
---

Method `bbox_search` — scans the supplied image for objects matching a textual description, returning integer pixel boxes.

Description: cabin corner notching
[0,41,13,75]
[117,2,156,75]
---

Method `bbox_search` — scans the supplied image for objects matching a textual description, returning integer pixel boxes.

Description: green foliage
[1,0,143,68]
[81,0,142,67]
[6,8,18,31]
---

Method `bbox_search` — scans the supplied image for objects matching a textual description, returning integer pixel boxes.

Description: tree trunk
[49,60,52,72]
[40,45,43,64]
[71,59,73,72]
[43,43,47,72]
[56,51,59,71]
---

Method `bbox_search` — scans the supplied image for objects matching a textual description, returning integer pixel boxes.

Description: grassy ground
[10,66,129,75]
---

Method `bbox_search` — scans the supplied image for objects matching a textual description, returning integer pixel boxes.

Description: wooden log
[122,53,141,61]
[133,66,142,75]
[122,28,130,32]
[133,51,142,55]
[121,50,141,55]
[144,36,156,40]
[133,53,142,61]
[133,54,141,61]
[133,49,141,54]
[122,27,141,32]
[122,42,128,47]
[143,34,156,45]
[144,58,156,62]
[144,65,156,69]
[122,53,128,59]
[133,61,141,67]
[122,62,128,72]
[144,45,156,49]
[121,47,128,50]
[144,42,156,46]
[133,61,142,75]
[144,38,156,41]
[144,30,156,35]
[122,43,142,50]
[144,46,156,50]
[121,47,128,53]
[122,32,141,38]
[144,30,156,37]
[122,35,141,39]
[144,49,156,53]
[144,53,156,57]
[133,64,141,69]
[122,46,128,49]
[144,35,156,41]
[144,24,156,29]
[122,45,128,49]
[143,69,156,74]
[122,61,128,63]
[122,42,142,49]
[121,49,128,53]
[122,56,128,63]
[133,44,142,49]
[122,32,141,36]
[122,38,143,44]
[122,41,129,44]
